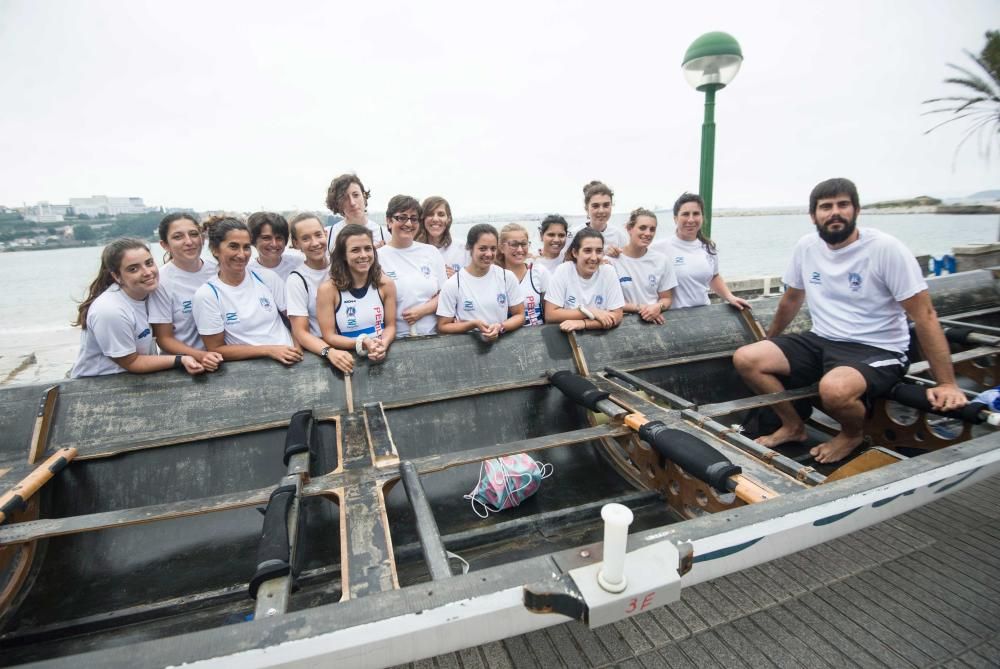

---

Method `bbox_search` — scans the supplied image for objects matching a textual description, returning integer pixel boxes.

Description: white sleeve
[285,271,309,317]
[505,269,524,306]
[782,240,806,289]
[534,265,550,293]
[879,238,928,302]
[659,259,678,292]
[89,299,138,358]
[708,251,720,277]
[147,285,173,324]
[265,272,287,312]
[433,249,447,291]
[602,268,626,311]
[436,275,460,318]
[193,284,225,335]
[544,267,568,306]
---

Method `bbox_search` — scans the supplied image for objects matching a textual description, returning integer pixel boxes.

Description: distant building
[70,195,149,217]
[23,201,70,223]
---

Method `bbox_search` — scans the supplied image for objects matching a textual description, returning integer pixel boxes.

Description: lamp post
[682,32,743,237]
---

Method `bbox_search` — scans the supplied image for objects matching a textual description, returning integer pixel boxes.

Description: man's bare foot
[755,424,808,448]
[810,433,864,464]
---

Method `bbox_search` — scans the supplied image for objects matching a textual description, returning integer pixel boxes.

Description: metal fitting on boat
[597,503,634,593]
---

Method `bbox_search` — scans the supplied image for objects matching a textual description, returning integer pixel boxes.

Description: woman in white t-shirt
[496,223,548,327]
[437,224,525,342]
[377,195,447,338]
[285,213,342,364]
[544,228,625,332]
[416,195,466,278]
[661,193,749,310]
[534,214,569,274]
[316,224,397,371]
[192,217,303,365]
[148,213,224,371]
[323,173,390,251]
[247,212,303,281]
[71,238,206,378]
[610,208,677,325]
[568,181,627,258]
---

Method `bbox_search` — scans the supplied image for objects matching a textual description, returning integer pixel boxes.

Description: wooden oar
[547,371,775,504]
[0,447,77,525]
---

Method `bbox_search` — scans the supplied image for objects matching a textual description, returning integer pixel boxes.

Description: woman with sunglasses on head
[496,223,548,327]
[285,213,335,359]
[534,214,569,274]
[324,173,391,251]
[316,224,397,372]
[417,195,466,278]
[610,208,677,324]
[660,192,750,310]
[192,217,303,365]
[247,212,303,282]
[71,238,206,378]
[544,228,624,332]
[148,213,225,371]
[377,195,447,338]
[437,224,524,341]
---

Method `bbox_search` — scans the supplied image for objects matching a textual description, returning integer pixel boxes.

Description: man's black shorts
[770,331,908,399]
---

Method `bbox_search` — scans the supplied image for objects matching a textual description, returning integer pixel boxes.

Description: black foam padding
[283,409,313,466]
[248,483,296,599]
[943,327,974,345]
[48,455,71,474]
[637,421,741,493]
[888,383,986,424]
[548,371,610,411]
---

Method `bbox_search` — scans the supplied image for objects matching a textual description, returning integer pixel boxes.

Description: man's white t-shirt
[378,242,447,337]
[783,227,927,353]
[659,236,720,309]
[148,258,218,349]
[544,262,626,311]
[610,249,677,306]
[248,254,303,282]
[518,264,550,326]
[286,263,331,337]
[71,286,158,377]
[437,265,524,324]
[568,223,628,251]
[193,268,292,346]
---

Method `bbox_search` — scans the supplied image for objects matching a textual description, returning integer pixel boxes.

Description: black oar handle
[888,384,987,424]
[249,483,296,599]
[548,370,610,411]
[283,409,314,465]
[638,421,742,494]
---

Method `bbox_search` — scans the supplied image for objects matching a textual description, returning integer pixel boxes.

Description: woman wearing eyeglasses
[496,223,548,326]
[377,195,447,337]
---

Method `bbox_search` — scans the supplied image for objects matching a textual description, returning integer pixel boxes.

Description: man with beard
[733,177,966,464]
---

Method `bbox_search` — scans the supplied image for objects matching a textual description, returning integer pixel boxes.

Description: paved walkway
[398,474,1000,668]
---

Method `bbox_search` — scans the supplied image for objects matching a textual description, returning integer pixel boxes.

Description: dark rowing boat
[1,268,999,667]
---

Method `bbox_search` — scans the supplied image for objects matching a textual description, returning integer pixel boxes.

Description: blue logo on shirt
[226,312,239,323]
[497,293,507,306]
[648,274,657,288]
[463,299,475,311]
[567,295,577,306]
[849,272,862,291]
[259,297,272,311]
[595,296,604,306]
[619,275,633,284]
[138,328,151,339]
[386,271,397,279]
[181,300,193,314]
[420,265,431,277]
[346,306,356,317]
[674,256,685,265]
[809,272,822,285]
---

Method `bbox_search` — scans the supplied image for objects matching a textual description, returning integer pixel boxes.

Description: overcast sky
[1,0,997,216]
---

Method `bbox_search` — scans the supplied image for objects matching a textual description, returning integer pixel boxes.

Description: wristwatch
[320,346,331,361]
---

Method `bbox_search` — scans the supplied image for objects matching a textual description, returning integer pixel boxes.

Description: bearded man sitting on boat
[733,177,967,464]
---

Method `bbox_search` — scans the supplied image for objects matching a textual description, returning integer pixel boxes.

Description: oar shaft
[0,447,77,524]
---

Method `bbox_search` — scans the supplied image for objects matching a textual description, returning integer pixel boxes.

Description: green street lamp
[682,32,743,237]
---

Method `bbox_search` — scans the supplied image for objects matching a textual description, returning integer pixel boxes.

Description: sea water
[1,213,996,384]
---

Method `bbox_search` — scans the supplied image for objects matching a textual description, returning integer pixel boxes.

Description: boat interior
[0,268,999,665]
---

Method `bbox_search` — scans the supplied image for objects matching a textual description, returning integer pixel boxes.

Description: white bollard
[597,503,634,593]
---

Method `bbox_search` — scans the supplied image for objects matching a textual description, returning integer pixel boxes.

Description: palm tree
[923,31,1000,160]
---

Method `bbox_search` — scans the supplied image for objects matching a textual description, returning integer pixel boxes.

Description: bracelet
[173,355,184,370]
[581,319,589,330]
[355,333,369,357]
[580,306,595,319]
